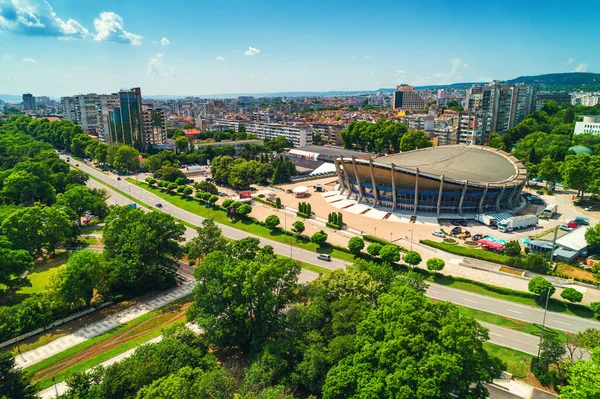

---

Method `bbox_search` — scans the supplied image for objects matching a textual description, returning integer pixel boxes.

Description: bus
[541,204,557,218]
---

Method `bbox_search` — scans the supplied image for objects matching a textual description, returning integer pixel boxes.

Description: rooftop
[374,145,520,183]
[291,145,373,160]
[556,226,589,251]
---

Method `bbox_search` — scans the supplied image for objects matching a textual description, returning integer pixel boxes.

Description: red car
[567,221,580,229]
[75,163,79,167]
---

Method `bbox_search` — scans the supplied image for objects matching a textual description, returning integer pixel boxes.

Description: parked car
[536,190,544,195]
[75,163,79,167]
[451,227,462,235]
[567,221,580,229]
[218,192,227,196]
[155,203,163,208]
[472,234,483,241]
[458,231,471,239]
[317,254,331,261]
[559,224,573,232]
[432,231,446,238]
[574,217,589,226]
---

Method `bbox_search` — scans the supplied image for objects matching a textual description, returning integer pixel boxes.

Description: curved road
[70,156,600,335]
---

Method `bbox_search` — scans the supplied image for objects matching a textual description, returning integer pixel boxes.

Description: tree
[236,204,252,217]
[194,180,218,194]
[426,257,445,271]
[404,250,422,267]
[1,207,44,255]
[264,215,281,230]
[538,156,562,191]
[103,207,185,294]
[310,230,328,246]
[65,168,89,187]
[56,185,108,225]
[0,236,34,292]
[366,242,382,257]
[146,177,157,186]
[167,182,178,192]
[379,244,400,263]
[591,302,600,316]
[0,351,38,399]
[321,286,504,399]
[585,224,600,254]
[70,133,93,158]
[1,170,56,205]
[562,154,593,197]
[539,335,566,374]
[40,206,73,254]
[186,219,228,263]
[291,221,305,237]
[528,276,555,298]
[55,250,107,307]
[175,136,189,154]
[155,166,186,182]
[504,240,522,257]
[558,347,600,399]
[347,237,365,255]
[135,366,235,399]
[394,270,429,294]
[399,130,431,152]
[575,328,600,350]
[561,287,583,303]
[113,145,140,172]
[208,195,218,204]
[188,250,300,353]
[183,186,193,197]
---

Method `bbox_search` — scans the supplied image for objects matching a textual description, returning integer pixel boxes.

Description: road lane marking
[489,332,504,338]
[506,309,522,314]
[463,298,478,304]
[554,321,572,326]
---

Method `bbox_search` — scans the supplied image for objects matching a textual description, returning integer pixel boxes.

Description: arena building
[333,145,527,216]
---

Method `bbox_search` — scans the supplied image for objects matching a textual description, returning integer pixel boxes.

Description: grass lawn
[483,343,534,380]
[81,225,104,235]
[127,179,355,262]
[30,295,192,390]
[420,239,512,265]
[427,273,596,319]
[454,304,572,341]
[556,262,598,283]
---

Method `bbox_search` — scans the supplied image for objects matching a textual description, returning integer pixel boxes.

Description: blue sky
[0,0,598,97]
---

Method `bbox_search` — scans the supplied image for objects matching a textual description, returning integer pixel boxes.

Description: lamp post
[53,377,58,396]
[390,232,392,243]
[409,229,414,252]
[537,285,553,358]
[374,226,377,238]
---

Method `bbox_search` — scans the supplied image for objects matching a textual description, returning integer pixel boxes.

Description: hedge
[326,222,341,230]
[420,239,512,265]
[296,212,310,219]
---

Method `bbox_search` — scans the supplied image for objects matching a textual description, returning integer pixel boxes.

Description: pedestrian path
[16,282,196,369]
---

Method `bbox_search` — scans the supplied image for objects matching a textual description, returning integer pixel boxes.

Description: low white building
[246,122,312,147]
[574,115,600,135]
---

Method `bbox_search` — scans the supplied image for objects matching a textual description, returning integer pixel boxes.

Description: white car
[432,231,446,238]
[559,224,573,232]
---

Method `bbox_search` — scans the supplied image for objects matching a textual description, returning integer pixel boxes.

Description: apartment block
[246,122,312,147]
[22,93,36,111]
[574,115,600,135]
[142,104,168,147]
[392,85,426,111]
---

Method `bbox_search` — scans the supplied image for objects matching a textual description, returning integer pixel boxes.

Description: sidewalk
[16,282,196,369]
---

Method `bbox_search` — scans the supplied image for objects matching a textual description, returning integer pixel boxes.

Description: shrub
[265,215,281,230]
[310,230,328,246]
[367,243,382,257]
[504,240,522,257]
[421,240,512,265]
[291,221,305,236]
[208,195,219,204]
[183,186,193,196]
[222,199,234,208]
[176,185,185,193]
[560,288,583,303]
[426,257,445,271]
[380,245,400,263]
[175,177,186,186]
[275,197,281,208]
[236,204,252,217]
[348,237,365,255]
[258,194,265,198]
[326,222,340,229]
[443,238,457,244]
[404,251,422,267]
[591,302,600,315]
[528,276,555,298]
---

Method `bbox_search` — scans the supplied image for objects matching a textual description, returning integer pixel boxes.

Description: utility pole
[537,285,553,358]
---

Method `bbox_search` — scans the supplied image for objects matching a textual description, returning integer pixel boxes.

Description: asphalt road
[72,157,599,348]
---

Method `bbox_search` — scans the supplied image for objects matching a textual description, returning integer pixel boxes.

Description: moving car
[75,163,79,167]
[559,224,574,232]
[117,177,121,181]
[450,227,462,235]
[317,254,331,261]
[155,203,163,208]
[432,231,446,238]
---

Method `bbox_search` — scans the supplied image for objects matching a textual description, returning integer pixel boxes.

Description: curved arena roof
[373,145,521,184]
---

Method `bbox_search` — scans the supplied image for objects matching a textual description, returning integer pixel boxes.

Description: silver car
[432,231,446,238]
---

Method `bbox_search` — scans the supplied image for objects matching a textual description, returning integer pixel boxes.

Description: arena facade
[333,145,527,216]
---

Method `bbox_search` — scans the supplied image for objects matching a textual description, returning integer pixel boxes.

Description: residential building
[194,139,264,155]
[574,115,600,135]
[108,88,145,151]
[74,94,102,134]
[311,123,344,146]
[246,122,312,147]
[209,119,243,132]
[392,85,425,111]
[450,111,490,145]
[437,89,447,100]
[99,94,120,143]
[61,96,78,123]
[403,114,434,132]
[22,93,36,111]
[142,104,168,146]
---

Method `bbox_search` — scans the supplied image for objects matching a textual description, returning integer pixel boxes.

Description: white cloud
[147,53,176,77]
[215,56,225,61]
[22,57,36,65]
[463,63,469,68]
[93,12,142,45]
[244,46,260,56]
[394,69,405,76]
[0,0,88,38]
[566,57,574,65]
[160,37,169,45]
[574,63,587,72]
[413,58,467,85]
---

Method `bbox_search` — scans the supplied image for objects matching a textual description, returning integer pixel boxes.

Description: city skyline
[1,0,598,97]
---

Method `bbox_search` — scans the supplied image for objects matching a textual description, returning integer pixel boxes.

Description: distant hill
[505,72,600,86]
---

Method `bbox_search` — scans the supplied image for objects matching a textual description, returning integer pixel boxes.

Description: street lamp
[374,226,377,238]
[53,377,58,396]
[537,285,553,358]
[408,229,414,252]
[390,232,392,243]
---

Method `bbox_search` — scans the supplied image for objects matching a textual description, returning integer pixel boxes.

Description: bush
[443,238,457,244]
[326,222,340,229]
[175,177,186,186]
[380,245,400,263]
[258,194,265,198]
[275,197,281,208]
[236,204,252,217]
[591,302,600,315]
[183,186,193,196]
[560,288,583,303]
[297,212,310,218]
[426,257,445,271]
[222,199,234,208]
[404,251,422,267]
[208,195,219,204]
[291,221,305,236]
[348,237,365,255]
[508,254,550,274]
[504,240,522,257]
[265,215,281,230]
[528,276,555,298]
[367,243,382,257]
[310,230,328,246]
[176,185,185,193]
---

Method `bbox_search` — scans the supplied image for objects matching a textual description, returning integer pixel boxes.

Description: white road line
[489,332,504,338]
[463,298,478,304]
[554,321,572,326]
[506,309,522,314]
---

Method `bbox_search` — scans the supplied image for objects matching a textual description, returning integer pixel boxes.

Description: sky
[0,0,598,97]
